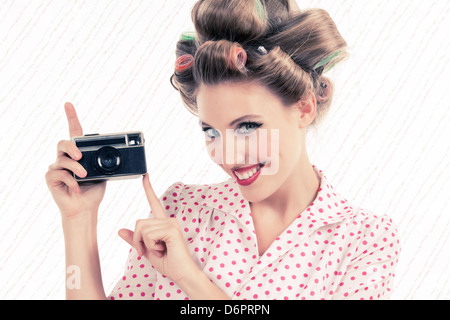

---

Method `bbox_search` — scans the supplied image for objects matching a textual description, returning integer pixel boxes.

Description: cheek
[256,128,280,175]
[205,138,224,165]
[278,129,304,167]
[261,126,303,176]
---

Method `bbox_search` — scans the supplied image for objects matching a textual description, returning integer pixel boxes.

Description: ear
[295,90,317,128]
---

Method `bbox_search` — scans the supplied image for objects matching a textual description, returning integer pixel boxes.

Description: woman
[46,0,400,300]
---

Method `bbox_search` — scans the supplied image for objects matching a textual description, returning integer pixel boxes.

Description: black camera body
[72,132,147,182]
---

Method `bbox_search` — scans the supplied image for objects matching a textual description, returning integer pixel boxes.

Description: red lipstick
[231,163,265,186]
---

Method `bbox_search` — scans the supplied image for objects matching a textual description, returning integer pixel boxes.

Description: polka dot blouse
[108,165,401,300]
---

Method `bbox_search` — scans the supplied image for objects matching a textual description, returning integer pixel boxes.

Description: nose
[224,133,245,166]
[208,130,258,170]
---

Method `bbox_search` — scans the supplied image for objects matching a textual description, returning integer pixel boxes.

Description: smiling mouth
[231,162,266,185]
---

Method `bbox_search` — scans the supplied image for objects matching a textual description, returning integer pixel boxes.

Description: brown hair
[170,0,347,126]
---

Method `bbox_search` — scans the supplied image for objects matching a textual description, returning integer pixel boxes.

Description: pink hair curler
[232,47,247,70]
[175,54,194,73]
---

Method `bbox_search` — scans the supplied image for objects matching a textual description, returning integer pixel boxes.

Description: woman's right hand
[45,102,106,221]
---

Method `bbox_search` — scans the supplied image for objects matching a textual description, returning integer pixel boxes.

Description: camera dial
[96,146,121,174]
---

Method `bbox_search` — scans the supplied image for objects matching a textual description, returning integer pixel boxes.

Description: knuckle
[142,231,151,241]
[57,140,66,150]
[135,219,145,229]
[46,169,59,183]
[69,142,78,153]
[54,157,62,167]
[56,169,68,179]
[55,157,69,170]
[57,140,77,155]
[46,166,57,178]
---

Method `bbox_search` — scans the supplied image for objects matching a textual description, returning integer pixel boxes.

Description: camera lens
[96,146,121,174]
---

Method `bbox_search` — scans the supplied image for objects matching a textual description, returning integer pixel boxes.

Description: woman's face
[196,81,313,203]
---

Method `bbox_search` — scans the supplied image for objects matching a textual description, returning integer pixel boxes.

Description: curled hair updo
[170,0,348,126]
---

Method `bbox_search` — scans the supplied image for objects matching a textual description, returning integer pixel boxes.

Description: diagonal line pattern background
[0,0,448,299]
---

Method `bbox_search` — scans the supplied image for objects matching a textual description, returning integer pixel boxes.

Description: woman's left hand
[118,174,198,285]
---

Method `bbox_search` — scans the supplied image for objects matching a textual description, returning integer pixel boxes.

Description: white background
[0,0,448,299]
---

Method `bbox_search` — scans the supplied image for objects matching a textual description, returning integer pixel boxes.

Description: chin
[236,175,277,204]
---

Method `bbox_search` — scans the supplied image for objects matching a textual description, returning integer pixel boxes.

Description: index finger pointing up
[64,102,83,138]
[143,174,166,219]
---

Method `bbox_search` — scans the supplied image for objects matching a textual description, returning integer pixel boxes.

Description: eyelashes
[202,121,263,138]
[201,127,220,139]
[237,121,263,134]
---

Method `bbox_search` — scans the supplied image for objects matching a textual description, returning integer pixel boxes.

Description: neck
[250,156,321,223]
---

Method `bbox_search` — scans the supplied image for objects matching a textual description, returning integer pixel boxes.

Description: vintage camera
[72,132,147,182]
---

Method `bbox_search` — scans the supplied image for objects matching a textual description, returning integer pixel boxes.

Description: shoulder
[329,203,401,299]
[313,175,400,247]
[350,205,399,240]
[343,203,401,258]
[312,170,401,269]
[158,179,238,217]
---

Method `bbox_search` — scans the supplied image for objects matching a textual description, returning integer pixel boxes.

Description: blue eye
[202,127,221,139]
[236,122,263,134]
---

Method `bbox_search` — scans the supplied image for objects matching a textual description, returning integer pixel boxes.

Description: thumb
[118,228,134,247]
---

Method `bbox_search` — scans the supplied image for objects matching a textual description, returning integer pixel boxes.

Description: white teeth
[235,165,261,181]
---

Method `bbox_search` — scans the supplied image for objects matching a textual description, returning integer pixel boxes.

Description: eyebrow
[199,115,262,128]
